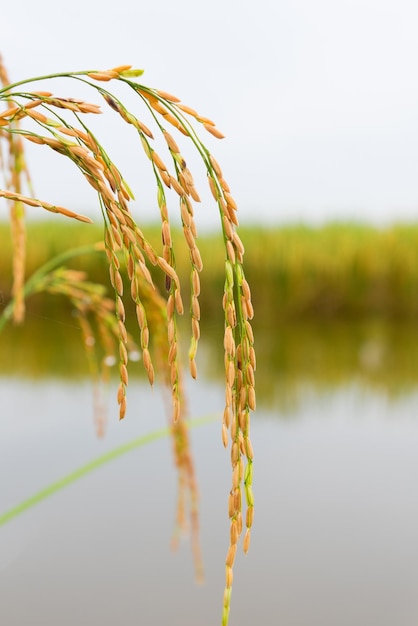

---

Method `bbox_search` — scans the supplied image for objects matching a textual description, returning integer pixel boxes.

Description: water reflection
[3,316,418,409]
[1,379,418,625]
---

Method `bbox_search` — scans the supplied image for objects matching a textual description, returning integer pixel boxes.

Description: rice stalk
[0,55,32,324]
[0,60,256,626]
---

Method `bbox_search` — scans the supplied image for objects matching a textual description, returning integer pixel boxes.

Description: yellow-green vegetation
[3,221,418,322]
[3,220,418,413]
[242,222,418,321]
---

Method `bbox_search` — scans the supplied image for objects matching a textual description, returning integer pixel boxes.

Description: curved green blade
[0,415,216,527]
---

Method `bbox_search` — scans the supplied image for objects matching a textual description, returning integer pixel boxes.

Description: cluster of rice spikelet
[0,62,255,626]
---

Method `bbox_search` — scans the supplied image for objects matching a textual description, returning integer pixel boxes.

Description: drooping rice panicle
[0,62,256,626]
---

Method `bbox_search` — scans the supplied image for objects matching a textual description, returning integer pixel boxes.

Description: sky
[2,0,418,229]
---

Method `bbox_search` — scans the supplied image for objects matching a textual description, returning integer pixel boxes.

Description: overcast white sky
[2,0,418,228]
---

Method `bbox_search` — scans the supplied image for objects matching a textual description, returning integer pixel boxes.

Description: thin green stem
[0,70,103,95]
[0,242,103,332]
[0,415,217,527]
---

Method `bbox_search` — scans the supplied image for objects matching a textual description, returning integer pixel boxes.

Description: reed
[0,57,255,625]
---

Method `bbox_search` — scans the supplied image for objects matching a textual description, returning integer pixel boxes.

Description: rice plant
[0,56,255,625]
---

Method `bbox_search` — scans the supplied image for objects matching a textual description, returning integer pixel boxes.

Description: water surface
[2,378,418,625]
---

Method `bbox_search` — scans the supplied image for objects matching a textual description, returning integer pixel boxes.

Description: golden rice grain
[159,168,171,188]
[225,565,233,588]
[220,177,231,193]
[119,342,128,364]
[239,410,247,432]
[207,175,218,201]
[243,529,251,555]
[246,363,255,387]
[190,246,203,271]
[0,105,21,118]
[151,150,167,171]
[179,171,190,194]
[142,347,151,370]
[87,71,114,81]
[226,302,236,328]
[227,204,239,226]
[170,363,177,387]
[248,346,257,371]
[226,240,236,264]
[119,396,127,420]
[167,318,175,344]
[162,111,189,134]
[192,318,200,341]
[227,361,235,387]
[141,326,150,349]
[163,130,180,153]
[110,64,132,73]
[157,255,178,283]
[119,362,129,385]
[224,192,237,211]
[190,217,198,238]
[232,232,245,257]
[116,296,125,322]
[169,175,184,196]
[197,115,216,126]
[113,268,124,296]
[230,520,238,545]
[189,185,201,202]
[166,293,175,319]
[222,423,229,448]
[241,278,251,301]
[183,225,195,250]
[225,382,232,409]
[245,299,255,320]
[232,464,240,490]
[245,437,254,461]
[26,109,48,123]
[246,505,254,529]
[177,103,198,117]
[228,492,235,518]
[111,225,123,248]
[117,321,128,345]
[209,153,223,177]
[192,268,200,296]
[136,119,154,138]
[245,320,254,344]
[175,289,184,315]
[191,295,200,319]
[225,544,237,568]
[236,511,243,536]
[239,386,247,412]
[162,220,172,247]
[231,441,239,467]
[223,405,231,429]
[233,488,241,512]
[117,383,125,404]
[168,342,177,364]
[203,123,225,139]
[155,89,181,102]
[189,358,197,379]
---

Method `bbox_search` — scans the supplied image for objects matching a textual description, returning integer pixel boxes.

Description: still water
[1,375,418,626]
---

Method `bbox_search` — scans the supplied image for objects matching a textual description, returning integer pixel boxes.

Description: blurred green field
[2,220,418,322]
[3,220,418,401]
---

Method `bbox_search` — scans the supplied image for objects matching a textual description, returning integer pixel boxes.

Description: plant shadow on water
[2,318,418,625]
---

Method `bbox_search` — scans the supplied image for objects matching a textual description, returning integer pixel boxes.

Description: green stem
[0,71,102,95]
[0,242,103,332]
[0,415,216,527]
